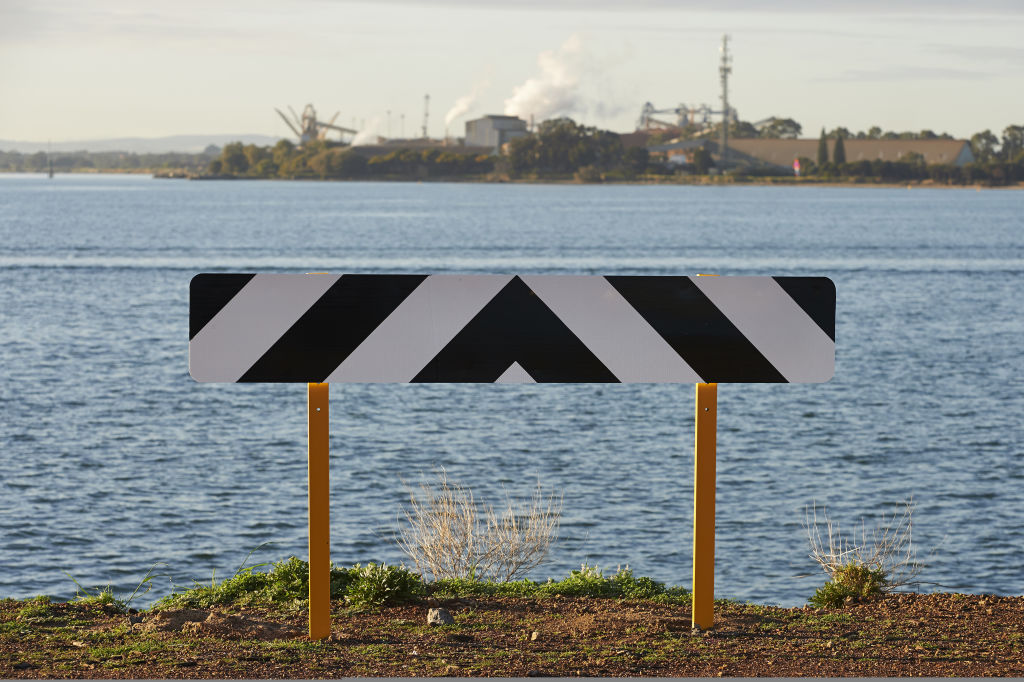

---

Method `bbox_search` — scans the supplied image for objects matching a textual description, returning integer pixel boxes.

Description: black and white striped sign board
[189,274,834,384]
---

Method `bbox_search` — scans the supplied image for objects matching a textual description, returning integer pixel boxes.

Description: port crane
[275,104,358,145]
[637,102,715,131]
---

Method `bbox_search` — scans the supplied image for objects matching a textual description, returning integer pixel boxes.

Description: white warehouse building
[465,115,529,153]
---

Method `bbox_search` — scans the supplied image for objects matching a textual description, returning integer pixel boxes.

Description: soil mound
[141,609,301,640]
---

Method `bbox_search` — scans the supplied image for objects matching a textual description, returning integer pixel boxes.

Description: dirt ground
[2,592,1022,678]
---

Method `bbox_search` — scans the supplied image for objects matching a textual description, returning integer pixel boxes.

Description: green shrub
[809,563,887,608]
[159,557,421,610]
[344,563,424,609]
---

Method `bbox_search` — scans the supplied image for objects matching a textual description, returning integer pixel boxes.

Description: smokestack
[423,94,430,139]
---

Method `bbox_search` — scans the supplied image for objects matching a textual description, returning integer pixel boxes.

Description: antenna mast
[422,94,430,139]
[719,34,732,169]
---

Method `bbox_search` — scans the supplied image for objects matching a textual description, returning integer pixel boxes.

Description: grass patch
[157,557,424,611]
[16,600,57,623]
[431,564,690,603]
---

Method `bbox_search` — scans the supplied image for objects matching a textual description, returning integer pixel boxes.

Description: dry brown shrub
[396,472,561,582]
[804,499,923,591]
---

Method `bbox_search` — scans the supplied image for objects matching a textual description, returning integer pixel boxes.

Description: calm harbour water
[0,173,1021,607]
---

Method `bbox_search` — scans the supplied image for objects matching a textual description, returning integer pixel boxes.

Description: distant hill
[0,134,281,154]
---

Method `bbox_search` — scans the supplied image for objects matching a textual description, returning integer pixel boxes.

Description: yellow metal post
[307,382,331,640]
[692,382,717,630]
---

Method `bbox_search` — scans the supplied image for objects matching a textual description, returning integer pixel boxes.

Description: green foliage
[344,563,425,609]
[431,564,689,603]
[809,563,886,608]
[507,118,626,177]
[1001,125,1024,161]
[970,129,999,163]
[621,146,650,177]
[759,117,802,139]
[220,142,249,174]
[16,600,56,623]
[817,128,829,165]
[158,557,422,610]
[0,148,217,173]
[691,147,713,175]
[833,132,846,164]
[63,564,166,614]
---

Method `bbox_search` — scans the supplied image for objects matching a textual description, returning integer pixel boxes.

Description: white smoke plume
[504,34,587,121]
[351,116,384,146]
[444,80,489,128]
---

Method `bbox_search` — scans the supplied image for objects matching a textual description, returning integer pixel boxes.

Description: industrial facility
[275,104,357,145]
[279,35,971,169]
[464,115,529,153]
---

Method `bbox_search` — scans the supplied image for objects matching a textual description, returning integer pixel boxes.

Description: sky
[1,0,1023,143]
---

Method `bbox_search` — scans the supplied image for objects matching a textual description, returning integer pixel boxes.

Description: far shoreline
[4,169,1021,190]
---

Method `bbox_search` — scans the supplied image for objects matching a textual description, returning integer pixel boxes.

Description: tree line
[6,119,1021,186]
[208,139,495,180]
[785,125,1024,186]
[202,117,1024,185]
[0,148,218,173]
[813,125,1024,165]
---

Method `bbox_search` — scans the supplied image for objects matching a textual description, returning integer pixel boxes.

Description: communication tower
[719,34,732,167]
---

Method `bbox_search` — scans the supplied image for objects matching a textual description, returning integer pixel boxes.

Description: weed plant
[805,500,923,608]
[62,564,168,614]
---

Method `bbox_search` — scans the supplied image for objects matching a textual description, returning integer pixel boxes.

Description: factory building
[724,139,975,168]
[465,115,529,153]
[648,138,975,168]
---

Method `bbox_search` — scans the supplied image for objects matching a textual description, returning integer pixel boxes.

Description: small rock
[531,630,540,641]
[70,640,86,648]
[13,662,34,670]
[427,607,454,626]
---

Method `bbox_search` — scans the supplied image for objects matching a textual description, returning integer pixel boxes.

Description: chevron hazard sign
[189,274,834,384]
